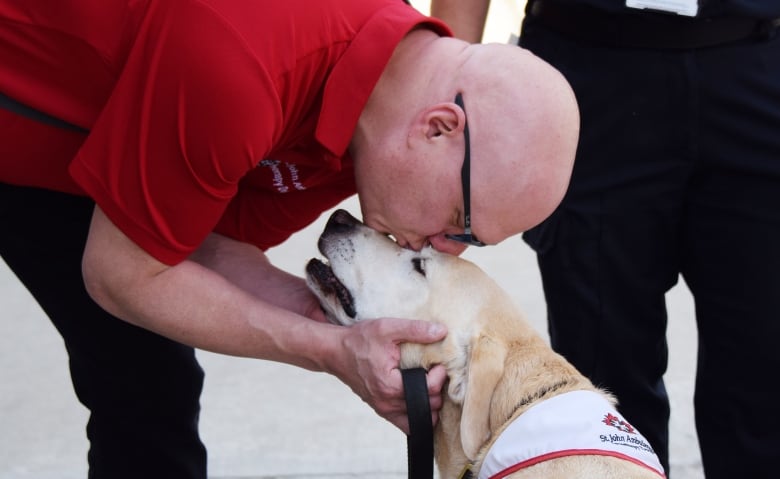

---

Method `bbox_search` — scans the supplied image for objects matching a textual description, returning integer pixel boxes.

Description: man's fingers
[426,365,446,425]
[426,364,448,394]
[393,318,447,344]
[362,317,446,345]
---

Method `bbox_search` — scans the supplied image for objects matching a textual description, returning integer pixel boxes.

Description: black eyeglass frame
[445,93,486,247]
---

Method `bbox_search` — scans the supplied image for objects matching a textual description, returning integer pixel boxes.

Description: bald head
[352,31,578,251]
[457,43,579,243]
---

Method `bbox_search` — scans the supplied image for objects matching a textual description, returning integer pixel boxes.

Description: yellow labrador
[306,210,665,479]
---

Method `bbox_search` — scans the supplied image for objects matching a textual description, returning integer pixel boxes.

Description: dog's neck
[500,378,573,423]
[436,339,597,478]
[485,340,595,439]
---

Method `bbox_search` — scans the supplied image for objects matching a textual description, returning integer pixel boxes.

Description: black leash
[401,367,434,479]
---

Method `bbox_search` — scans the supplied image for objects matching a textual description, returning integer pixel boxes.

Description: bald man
[0,0,577,476]
[354,34,577,253]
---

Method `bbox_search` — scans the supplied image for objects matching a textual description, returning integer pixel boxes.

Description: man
[432,0,780,478]
[0,0,578,476]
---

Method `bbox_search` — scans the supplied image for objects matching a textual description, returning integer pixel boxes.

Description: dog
[306,209,665,479]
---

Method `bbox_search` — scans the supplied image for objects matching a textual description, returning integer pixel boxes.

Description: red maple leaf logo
[602,413,636,434]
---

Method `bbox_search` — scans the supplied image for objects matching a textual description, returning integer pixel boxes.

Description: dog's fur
[306,210,662,479]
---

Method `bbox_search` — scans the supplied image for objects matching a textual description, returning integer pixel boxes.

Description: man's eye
[412,258,426,276]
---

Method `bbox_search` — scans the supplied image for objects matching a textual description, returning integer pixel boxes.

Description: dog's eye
[412,257,426,276]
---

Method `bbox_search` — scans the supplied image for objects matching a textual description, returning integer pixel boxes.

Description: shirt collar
[315,3,451,161]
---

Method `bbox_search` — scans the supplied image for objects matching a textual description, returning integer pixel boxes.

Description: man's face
[358,182,473,256]
[355,147,501,256]
[352,94,502,256]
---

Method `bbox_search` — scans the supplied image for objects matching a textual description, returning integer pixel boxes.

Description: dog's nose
[323,209,360,235]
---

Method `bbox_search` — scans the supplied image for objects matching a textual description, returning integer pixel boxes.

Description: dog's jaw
[305,258,357,325]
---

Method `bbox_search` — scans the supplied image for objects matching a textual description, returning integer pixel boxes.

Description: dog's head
[306,209,525,463]
[306,209,472,327]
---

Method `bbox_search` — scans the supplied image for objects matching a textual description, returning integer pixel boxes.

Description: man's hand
[328,317,448,433]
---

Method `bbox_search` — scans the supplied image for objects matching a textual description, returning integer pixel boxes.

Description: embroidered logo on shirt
[260,159,306,193]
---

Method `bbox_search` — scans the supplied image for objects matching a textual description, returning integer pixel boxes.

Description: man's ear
[421,102,465,140]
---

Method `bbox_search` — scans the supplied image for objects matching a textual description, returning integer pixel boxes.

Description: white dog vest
[477,390,666,479]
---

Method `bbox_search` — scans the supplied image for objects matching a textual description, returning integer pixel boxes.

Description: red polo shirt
[0,0,450,264]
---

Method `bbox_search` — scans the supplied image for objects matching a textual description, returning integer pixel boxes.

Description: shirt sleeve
[69,0,283,265]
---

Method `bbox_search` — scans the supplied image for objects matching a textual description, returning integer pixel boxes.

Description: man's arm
[430,0,491,43]
[81,205,447,432]
[188,231,329,323]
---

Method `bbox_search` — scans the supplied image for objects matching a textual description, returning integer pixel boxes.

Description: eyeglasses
[445,93,486,247]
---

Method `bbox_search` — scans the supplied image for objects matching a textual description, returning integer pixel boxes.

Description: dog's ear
[459,333,507,460]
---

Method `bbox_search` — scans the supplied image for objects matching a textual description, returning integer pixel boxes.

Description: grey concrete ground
[0,197,703,479]
[0,4,703,478]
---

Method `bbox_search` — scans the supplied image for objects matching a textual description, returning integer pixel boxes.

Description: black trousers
[521,15,780,479]
[0,184,207,478]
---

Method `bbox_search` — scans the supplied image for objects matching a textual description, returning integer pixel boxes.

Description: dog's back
[429,289,664,479]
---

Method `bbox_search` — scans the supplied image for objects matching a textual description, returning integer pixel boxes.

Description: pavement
[0,4,704,478]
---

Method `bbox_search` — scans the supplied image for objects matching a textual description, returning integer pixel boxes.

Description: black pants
[521,14,780,479]
[0,183,207,478]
